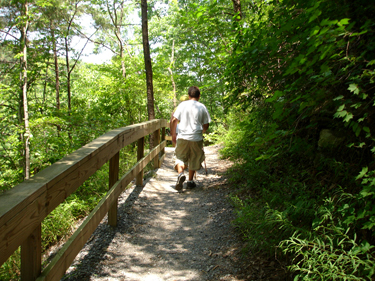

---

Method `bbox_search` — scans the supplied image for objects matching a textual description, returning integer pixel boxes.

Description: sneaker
[175,173,186,191]
[186,181,197,189]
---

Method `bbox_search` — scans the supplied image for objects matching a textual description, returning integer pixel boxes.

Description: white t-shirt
[173,100,211,141]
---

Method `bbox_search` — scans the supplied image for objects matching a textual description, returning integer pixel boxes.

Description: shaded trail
[62,145,248,281]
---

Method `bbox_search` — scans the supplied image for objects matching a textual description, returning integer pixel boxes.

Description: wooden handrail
[0,119,169,281]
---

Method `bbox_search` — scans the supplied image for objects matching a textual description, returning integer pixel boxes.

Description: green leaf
[348,84,360,95]
[311,26,320,36]
[343,112,353,122]
[338,18,350,26]
[333,95,344,101]
[356,167,368,180]
[334,110,347,118]
[309,9,322,23]
[265,91,283,103]
[272,107,283,120]
[362,221,375,230]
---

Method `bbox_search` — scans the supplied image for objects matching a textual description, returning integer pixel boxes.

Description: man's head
[188,86,200,99]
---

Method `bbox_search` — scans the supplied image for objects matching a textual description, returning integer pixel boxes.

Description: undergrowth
[220,106,375,280]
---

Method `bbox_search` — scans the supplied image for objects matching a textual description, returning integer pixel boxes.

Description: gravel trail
[61,145,249,281]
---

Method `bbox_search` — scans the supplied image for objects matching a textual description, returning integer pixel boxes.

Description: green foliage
[0,248,20,281]
[42,203,76,251]
[222,0,375,279]
[280,197,375,280]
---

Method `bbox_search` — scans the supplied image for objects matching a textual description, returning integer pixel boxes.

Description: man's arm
[171,117,179,147]
[202,123,209,134]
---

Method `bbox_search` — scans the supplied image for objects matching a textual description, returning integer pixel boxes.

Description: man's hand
[171,117,179,147]
[172,134,177,147]
[202,123,209,134]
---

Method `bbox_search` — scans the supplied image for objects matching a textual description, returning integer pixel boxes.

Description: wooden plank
[0,119,166,266]
[21,224,41,281]
[160,128,166,167]
[136,137,145,186]
[153,129,161,169]
[108,152,119,227]
[159,141,167,168]
[0,196,44,266]
[35,144,162,281]
[165,135,172,141]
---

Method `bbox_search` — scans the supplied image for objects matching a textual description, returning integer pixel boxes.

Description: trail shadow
[61,184,145,281]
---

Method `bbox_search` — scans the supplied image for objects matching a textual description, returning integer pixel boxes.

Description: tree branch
[74,28,118,55]
[0,29,18,41]
[69,29,98,74]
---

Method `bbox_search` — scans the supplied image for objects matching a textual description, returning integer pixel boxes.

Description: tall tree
[20,1,31,179]
[167,39,177,108]
[1,0,34,180]
[141,0,155,123]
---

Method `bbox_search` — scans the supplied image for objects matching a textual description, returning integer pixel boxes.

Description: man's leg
[186,140,204,189]
[175,164,187,191]
[188,169,195,181]
[187,169,197,189]
[175,163,187,174]
[174,140,188,191]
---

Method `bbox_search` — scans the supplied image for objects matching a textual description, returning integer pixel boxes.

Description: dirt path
[62,145,249,281]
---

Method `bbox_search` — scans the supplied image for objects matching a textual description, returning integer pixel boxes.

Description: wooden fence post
[108,152,119,227]
[161,126,166,164]
[136,137,145,186]
[153,129,161,169]
[21,224,41,281]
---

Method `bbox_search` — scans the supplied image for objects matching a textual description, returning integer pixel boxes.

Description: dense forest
[1,0,375,279]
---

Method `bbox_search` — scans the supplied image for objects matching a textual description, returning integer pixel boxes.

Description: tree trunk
[52,27,61,132]
[168,40,177,108]
[65,36,72,113]
[52,28,60,112]
[231,0,242,20]
[141,0,155,147]
[21,1,30,180]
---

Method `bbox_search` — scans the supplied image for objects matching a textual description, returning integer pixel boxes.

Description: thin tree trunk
[106,0,126,77]
[52,27,61,132]
[65,36,71,112]
[52,28,60,112]
[51,27,60,111]
[168,40,177,108]
[64,2,78,114]
[43,61,49,107]
[141,0,155,147]
[21,2,30,180]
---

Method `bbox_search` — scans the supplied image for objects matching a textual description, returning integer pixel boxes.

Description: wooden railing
[0,119,169,281]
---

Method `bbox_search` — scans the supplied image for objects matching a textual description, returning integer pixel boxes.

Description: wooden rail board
[0,119,168,267]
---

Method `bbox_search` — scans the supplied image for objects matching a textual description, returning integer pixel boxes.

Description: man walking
[170,86,211,191]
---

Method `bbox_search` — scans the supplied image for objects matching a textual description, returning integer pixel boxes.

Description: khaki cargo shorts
[173,139,205,171]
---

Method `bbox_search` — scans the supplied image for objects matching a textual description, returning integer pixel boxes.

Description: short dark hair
[188,86,200,98]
